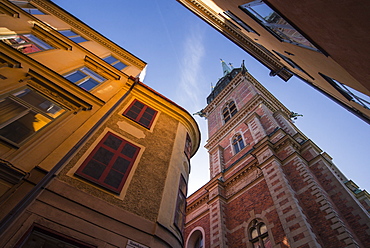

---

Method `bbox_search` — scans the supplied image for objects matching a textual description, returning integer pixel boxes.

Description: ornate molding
[84,55,120,80]
[186,194,209,213]
[32,24,72,51]
[0,2,19,18]
[0,159,27,185]
[26,69,93,112]
[32,0,146,70]
[0,52,21,68]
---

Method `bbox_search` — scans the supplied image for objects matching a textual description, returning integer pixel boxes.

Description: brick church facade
[184,62,370,248]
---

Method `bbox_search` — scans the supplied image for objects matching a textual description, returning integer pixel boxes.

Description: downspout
[0,77,139,233]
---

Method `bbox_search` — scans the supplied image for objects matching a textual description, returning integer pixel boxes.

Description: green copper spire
[221,59,231,76]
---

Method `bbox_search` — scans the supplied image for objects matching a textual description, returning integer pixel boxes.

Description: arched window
[186,229,204,248]
[222,101,237,123]
[249,219,271,248]
[232,134,245,154]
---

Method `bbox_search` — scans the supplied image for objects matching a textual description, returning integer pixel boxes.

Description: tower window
[223,101,237,123]
[75,132,140,194]
[123,100,157,128]
[249,219,271,248]
[232,134,245,154]
[1,34,53,54]
[64,67,107,91]
[0,88,65,146]
[103,55,127,70]
[59,30,88,43]
[239,0,318,51]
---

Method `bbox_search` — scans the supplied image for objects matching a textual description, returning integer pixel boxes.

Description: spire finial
[241,60,247,75]
[220,59,232,76]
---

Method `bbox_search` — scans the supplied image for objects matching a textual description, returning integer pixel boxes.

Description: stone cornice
[273,134,301,153]
[31,0,146,69]
[178,0,292,80]
[186,193,209,213]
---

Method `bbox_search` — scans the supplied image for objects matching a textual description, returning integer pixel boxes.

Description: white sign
[126,240,149,248]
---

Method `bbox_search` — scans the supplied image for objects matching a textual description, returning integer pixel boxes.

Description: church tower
[184,61,370,248]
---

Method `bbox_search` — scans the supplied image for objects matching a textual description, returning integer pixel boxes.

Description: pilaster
[207,180,227,248]
[209,145,224,178]
[273,110,297,136]
[256,147,322,248]
[246,113,267,143]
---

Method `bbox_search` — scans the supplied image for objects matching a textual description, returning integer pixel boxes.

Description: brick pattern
[208,198,227,248]
[309,159,370,247]
[210,146,224,178]
[282,155,361,248]
[246,114,266,143]
[184,213,210,248]
[273,111,297,136]
[261,159,322,248]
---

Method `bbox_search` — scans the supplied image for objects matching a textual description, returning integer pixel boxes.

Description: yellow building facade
[0,0,200,247]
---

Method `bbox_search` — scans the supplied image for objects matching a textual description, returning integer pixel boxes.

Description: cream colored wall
[157,122,190,237]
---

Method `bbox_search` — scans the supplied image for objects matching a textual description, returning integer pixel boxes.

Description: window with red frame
[75,132,140,194]
[123,100,157,128]
[184,133,192,160]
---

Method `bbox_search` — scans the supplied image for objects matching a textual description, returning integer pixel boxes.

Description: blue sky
[53,0,369,195]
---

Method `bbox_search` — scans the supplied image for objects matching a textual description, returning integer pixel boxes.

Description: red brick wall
[282,159,348,247]
[184,213,210,248]
[309,160,370,247]
[225,179,287,247]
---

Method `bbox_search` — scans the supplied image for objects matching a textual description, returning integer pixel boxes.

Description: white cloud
[177,25,205,111]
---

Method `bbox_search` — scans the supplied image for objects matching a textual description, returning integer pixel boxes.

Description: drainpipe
[0,77,138,233]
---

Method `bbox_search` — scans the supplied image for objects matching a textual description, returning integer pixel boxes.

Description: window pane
[142,111,154,120]
[112,157,130,174]
[234,143,240,153]
[27,8,46,15]
[103,55,117,64]
[260,224,267,234]
[125,109,139,119]
[24,34,52,50]
[0,98,27,124]
[121,143,138,158]
[80,67,106,82]
[70,36,87,43]
[92,147,114,165]
[251,228,258,239]
[0,111,50,144]
[103,135,122,150]
[14,88,64,118]
[239,139,245,150]
[82,160,106,180]
[59,30,78,37]
[240,1,317,50]
[78,78,99,91]
[139,117,150,127]
[65,70,86,83]
[113,62,126,70]
[104,170,124,189]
